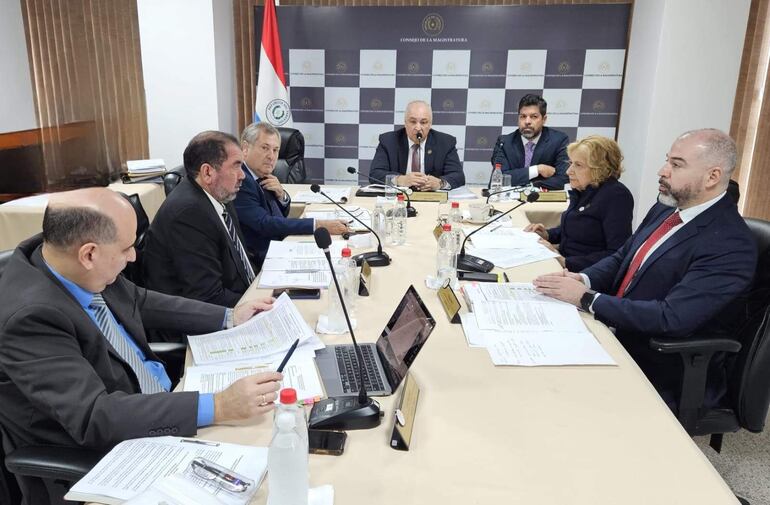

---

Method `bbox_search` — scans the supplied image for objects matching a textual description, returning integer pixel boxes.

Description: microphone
[310,184,391,267]
[486,137,506,191]
[308,228,382,430]
[457,192,541,273]
[485,185,531,205]
[416,131,423,142]
[348,166,417,218]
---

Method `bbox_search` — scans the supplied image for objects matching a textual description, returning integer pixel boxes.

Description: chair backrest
[163,165,185,196]
[274,127,307,184]
[118,193,149,285]
[0,249,13,281]
[730,217,770,432]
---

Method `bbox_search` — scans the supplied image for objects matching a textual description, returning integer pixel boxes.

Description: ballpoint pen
[277,338,300,373]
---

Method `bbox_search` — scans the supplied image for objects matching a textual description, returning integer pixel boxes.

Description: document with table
[463,225,559,268]
[257,240,349,288]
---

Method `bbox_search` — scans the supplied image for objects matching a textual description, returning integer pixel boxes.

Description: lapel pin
[578,206,585,212]
[427,149,432,155]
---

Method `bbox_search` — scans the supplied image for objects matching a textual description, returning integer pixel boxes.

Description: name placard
[437,282,461,324]
[411,191,448,203]
[358,260,372,296]
[390,373,420,451]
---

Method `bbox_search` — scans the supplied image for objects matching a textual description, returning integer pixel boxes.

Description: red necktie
[615,211,683,297]
[411,144,420,172]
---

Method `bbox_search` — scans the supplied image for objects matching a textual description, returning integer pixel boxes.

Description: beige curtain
[21,0,148,190]
[731,0,770,220]
[234,0,633,135]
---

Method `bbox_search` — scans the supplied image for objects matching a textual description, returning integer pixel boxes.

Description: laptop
[315,285,436,397]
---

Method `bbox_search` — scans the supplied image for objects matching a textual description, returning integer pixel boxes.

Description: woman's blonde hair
[566,135,623,187]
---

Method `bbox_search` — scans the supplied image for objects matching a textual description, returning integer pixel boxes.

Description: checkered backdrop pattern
[255,5,631,186]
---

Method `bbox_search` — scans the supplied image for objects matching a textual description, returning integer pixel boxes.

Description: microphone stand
[310,184,391,267]
[349,167,417,218]
[457,193,540,273]
[308,229,382,431]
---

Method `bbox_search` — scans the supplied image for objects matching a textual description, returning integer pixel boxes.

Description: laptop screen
[376,285,436,391]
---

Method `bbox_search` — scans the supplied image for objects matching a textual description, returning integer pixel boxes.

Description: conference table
[0,182,165,251]
[186,185,737,505]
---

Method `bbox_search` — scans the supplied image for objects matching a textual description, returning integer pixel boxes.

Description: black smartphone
[458,271,500,283]
[308,429,347,455]
[272,288,321,300]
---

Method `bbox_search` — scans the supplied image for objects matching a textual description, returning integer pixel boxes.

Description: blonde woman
[525,135,633,270]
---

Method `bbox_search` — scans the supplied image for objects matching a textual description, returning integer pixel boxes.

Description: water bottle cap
[397,193,405,201]
[451,202,459,208]
[279,388,297,404]
[442,224,452,231]
[495,163,502,170]
[341,247,352,257]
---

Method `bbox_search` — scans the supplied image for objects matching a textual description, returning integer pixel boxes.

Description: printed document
[466,244,559,268]
[65,437,266,505]
[463,282,569,309]
[257,269,332,289]
[293,186,351,203]
[304,206,372,231]
[261,257,330,272]
[188,293,316,365]
[265,239,346,259]
[473,300,586,332]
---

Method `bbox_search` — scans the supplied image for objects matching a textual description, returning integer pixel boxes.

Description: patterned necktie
[222,209,256,285]
[615,211,683,297]
[89,294,165,394]
[524,141,535,168]
[411,143,421,172]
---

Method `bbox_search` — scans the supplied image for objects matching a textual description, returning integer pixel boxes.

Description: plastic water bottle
[268,397,308,505]
[372,200,387,239]
[390,193,407,246]
[490,163,503,202]
[273,388,308,451]
[339,247,357,318]
[436,224,457,286]
[325,248,355,332]
[449,201,462,225]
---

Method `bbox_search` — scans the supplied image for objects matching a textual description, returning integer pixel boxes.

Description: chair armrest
[5,446,103,482]
[649,337,741,355]
[148,342,187,356]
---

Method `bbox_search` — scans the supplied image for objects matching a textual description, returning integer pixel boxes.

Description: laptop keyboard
[335,345,386,393]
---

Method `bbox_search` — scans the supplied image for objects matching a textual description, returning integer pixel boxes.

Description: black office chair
[274,127,308,184]
[162,164,185,196]
[117,193,150,286]
[649,217,770,456]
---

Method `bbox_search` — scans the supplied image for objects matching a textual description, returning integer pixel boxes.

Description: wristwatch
[580,289,597,313]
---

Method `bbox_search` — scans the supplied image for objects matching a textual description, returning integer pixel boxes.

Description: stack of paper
[459,283,615,366]
[65,437,266,505]
[465,225,559,268]
[257,240,346,289]
[293,186,351,204]
[125,159,166,179]
[303,206,372,231]
[447,185,478,200]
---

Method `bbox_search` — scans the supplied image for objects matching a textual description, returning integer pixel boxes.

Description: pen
[286,269,320,273]
[180,438,220,447]
[277,338,300,373]
[489,224,502,232]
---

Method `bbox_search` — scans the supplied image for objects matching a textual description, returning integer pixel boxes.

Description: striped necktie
[222,209,256,285]
[89,294,165,394]
[411,144,421,172]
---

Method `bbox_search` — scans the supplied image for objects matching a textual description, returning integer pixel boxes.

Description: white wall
[137,0,237,169]
[618,0,751,224]
[0,0,37,133]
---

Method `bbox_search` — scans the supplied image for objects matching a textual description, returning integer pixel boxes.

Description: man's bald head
[677,129,737,187]
[43,188,135,250]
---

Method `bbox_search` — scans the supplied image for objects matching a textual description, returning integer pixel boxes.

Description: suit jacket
[547,177,634,271]
[369,128,465,189]
[0,237,226,451]
[234,165,313,267]
[583,195,757,405]
[143,177,254,308]
[491,126,569,190]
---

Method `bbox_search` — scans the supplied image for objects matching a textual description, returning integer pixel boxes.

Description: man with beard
[491,94,570,190]
[533,129,756,408]
[143,131,256,309]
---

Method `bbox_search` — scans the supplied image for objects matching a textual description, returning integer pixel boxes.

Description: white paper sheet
[265,240,346,259]
[463,282,570,308]
[183,355,324,402]
[261,257,330,272]
[257,269,332,289]
[304,206,372,231]
[466,245,559,268]
[293,186,351,203]
[188,293,316,365]
[485,331,615,366]
[66,437,266,505]
[447,185,478,200]
[473,300,587,332]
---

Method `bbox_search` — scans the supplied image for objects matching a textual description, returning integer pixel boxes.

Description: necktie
[411,144,421,172]
[524,141,535,168]
[615,211,683,297]
[222,209,256,285]
[89,294,165,394]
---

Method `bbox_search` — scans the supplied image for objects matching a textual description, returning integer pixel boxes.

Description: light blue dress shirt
[46,264,214,427]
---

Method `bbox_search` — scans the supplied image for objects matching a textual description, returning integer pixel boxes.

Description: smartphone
[308,429,347,456]
[272,288,321,300]
[458,271,500,283]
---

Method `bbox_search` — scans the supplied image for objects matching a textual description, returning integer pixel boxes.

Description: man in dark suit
[369,100,465,190]
[534,129,757,407]
[0,188,282,504]
[143,131,256,308]
[492,94,570,190]
[235,122,348,267]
